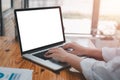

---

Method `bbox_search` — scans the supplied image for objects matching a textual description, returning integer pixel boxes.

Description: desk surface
[0,37,86,80]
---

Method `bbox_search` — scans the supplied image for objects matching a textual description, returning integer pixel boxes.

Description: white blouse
[80,47,120,80]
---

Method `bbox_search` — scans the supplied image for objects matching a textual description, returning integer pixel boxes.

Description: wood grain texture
[0,37,86,80]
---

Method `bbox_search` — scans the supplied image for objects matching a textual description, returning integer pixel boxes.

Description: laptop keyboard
[33,50,51,60]
[33,50,69,66]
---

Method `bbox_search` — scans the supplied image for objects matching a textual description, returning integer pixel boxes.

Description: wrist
[62,53,70,62]
[78,46,88,56]
[64,53,82,63]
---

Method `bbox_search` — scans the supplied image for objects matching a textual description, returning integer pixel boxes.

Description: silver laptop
[14,6,69,71]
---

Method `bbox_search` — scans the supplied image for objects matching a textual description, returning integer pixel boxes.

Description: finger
[44,52,54,58]
[69,50,75,54]
[47,48,56,53]
[44,52,52,56]
[63,44,72,49]
[63,42,76,48]
[67,50,77,54]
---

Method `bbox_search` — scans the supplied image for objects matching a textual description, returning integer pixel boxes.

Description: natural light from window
[98,0,120,36]
[100,0,120,15]
[28,0,120,37]
[61,0,93,34]
[2,0,11,12]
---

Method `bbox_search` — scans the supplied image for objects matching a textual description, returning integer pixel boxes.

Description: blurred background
[1,0,120,47]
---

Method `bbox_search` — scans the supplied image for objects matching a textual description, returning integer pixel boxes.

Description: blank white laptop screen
[16,8,64,52]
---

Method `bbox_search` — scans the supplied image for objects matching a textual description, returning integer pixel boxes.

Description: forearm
[84,48,103,60]
[64,53,83,71]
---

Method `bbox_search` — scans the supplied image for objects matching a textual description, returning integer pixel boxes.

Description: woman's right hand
[63,42,86,56]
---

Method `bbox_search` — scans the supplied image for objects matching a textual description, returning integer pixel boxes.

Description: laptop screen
[15,7,65,53]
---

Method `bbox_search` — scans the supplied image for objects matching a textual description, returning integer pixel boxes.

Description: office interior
[1,0,120,48]
[0,0,120,80]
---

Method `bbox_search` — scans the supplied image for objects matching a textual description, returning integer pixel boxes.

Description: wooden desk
[0,37,86,80]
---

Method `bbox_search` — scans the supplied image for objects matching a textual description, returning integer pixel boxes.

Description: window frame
[24,0,29,8]
[2,0,13,12]
[91,0,100,36]
[0,0,3,35]
[0,0,14,36]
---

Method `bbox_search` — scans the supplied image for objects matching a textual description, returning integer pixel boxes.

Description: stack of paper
[0,67,33,80]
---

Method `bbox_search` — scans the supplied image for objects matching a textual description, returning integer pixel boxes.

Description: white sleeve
[102,47,120,62]
[80,57,120,80]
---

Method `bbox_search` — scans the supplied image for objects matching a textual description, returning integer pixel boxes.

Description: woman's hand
[44,47,70,62]
[45,47,83,71]
[63,42,86,56]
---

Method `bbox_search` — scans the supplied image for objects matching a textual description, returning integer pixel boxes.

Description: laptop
[14,6,69,72]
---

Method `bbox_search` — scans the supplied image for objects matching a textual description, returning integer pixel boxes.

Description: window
[2,0,12,12]
[98,0,120,37]
[29,0,59,8]
[61,0,94,34]
[0,0,12,35]
[27,0,120,37]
